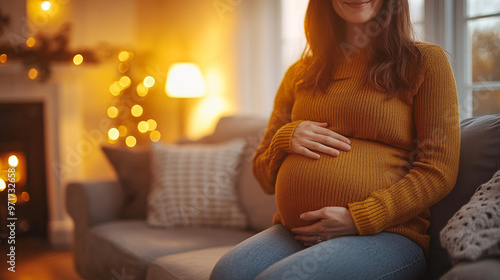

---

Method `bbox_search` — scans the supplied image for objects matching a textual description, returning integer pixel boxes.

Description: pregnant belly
[275,138,411,229]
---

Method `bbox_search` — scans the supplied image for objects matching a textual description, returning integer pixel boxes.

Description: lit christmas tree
[106,51,161,148]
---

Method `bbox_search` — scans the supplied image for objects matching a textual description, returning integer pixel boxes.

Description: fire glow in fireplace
[0,102,48,242]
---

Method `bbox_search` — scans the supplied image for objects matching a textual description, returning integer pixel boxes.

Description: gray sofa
[66,115,500,280]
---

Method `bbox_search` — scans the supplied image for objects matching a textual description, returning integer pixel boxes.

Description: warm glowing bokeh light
[206,68,225,94]
[191,96,231,139]
[150,131,161,142]
[26,37,36,47]
[73,54,84,65]
[143,76,155,88]
[0,179,5,191]
[109,82,122,96]
[8,155,19,167]
[118,51,130,62]
[118,125,128,137]
[147,119,157,131]
[41,1,51,11]
[21,191,30,201]
[138,121,149,133]
[108,128,119,141]
[28,68,38,80]
[119,76,132,88]
[136,83,149,97]
[126,136,137,147]
[165,63,206,98]
[0,54,7,63]
[107,106,119,118]
[118,62,129,73]
[131,104,143,117]
[197,96,226,116]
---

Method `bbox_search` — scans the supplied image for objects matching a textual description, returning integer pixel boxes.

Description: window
[462,0,500,116]
[409,0,425,41]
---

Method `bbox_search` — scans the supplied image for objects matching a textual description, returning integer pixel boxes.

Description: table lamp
[165,63,207,138]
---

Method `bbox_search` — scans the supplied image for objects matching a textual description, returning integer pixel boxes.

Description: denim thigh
[210,224,305,280]
[256,232,426,280]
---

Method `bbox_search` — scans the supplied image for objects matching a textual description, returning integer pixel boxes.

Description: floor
[0,236,83,280]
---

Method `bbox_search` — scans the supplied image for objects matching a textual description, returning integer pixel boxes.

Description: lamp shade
[165,63,206,98]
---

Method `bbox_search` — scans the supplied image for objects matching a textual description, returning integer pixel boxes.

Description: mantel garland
[0,12,98,82]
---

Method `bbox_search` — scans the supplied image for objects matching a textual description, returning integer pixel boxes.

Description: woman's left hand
[291,207,359,247]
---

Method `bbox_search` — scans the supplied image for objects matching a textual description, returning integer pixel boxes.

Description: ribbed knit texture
[252,43,461,254]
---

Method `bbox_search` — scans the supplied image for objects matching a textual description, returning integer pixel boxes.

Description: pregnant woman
[211,0,460,279]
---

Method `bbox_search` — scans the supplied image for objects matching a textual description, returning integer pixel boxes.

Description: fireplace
[0,102,48,240]
[0,66,75,248]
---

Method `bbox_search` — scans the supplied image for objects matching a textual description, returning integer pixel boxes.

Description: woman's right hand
[291,121,351,159]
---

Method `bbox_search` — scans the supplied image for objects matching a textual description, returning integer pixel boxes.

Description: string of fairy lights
[0,35,87,80]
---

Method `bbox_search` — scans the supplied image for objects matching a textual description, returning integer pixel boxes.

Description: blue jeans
[210,224,426,280]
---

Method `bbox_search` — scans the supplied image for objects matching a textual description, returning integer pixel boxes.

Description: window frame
[458,0,500,117]
[428,0,500,118]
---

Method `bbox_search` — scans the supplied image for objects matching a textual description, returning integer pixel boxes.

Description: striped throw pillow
[147,139,248,229]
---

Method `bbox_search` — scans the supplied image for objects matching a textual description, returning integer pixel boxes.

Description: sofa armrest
[66,181,124,228]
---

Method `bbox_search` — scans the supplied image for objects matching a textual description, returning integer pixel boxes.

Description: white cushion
[147,139,249,229]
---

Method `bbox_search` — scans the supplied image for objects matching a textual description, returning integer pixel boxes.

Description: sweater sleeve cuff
[348,197,387,235]
[271,120,304,154]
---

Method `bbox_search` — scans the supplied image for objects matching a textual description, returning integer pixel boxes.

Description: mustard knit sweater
[252,43,461,254]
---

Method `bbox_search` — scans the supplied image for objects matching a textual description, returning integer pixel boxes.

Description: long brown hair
[297,0,422,99]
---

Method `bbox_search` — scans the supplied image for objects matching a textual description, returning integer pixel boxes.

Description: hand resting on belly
[290,121,358,247]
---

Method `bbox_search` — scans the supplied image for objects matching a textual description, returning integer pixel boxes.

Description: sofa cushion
[102,146,151,219]
[88,220,255,280]
[207,116,278,231]
[147,246,234,280]
[427,114,500,278]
